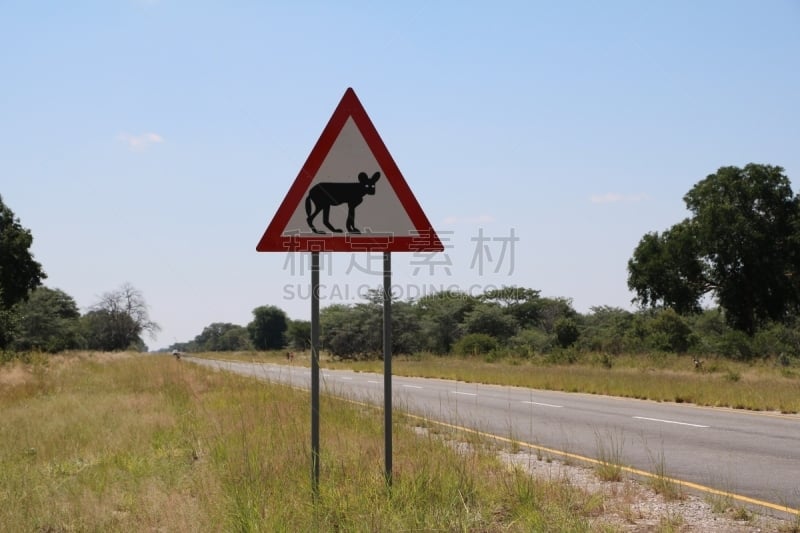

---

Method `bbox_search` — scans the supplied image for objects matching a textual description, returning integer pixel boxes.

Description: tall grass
[0,352,615,531]
[594,428,626,482]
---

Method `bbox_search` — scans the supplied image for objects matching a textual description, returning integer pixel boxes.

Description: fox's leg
[346,201,362,233]
[322,207,342,233]
[306,201,326,234]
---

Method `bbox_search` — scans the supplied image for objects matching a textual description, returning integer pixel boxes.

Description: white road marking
[633,416,709,428]
[452,391,477,396]
[402,384,423,389]
[522,401,563,408]
[367,380,381,384]
[340,377,353,380]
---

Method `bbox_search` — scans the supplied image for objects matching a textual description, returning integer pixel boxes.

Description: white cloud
[590,193,649,204]
[117,132,165,151]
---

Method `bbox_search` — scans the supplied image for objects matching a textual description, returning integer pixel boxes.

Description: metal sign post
[383,251,392,485]
[311,251,321,496]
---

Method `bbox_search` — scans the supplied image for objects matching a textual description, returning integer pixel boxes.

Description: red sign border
[256,88,443,253]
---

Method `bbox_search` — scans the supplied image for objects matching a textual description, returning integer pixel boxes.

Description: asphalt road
[186,357,800,513]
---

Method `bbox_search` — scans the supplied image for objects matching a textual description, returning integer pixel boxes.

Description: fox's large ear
[370,172,381,184]
[358,172,369,183]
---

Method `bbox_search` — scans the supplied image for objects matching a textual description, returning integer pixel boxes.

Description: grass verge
[1,352,618,531]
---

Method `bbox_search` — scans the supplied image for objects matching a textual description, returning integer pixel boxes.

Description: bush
[461,305,518,341]
[554,318,579,348]
[718,330,754,360]
[0,349,16,364]
[453,333,498,356]
[646,309,693,353]
[592,352,614,368]
[752,322,800,358]
[320,304,380,360]
[544,348,579,365]
[508,328,555,356]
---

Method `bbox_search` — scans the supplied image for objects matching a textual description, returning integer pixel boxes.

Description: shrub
[579,307,643,354]
[544,348,579,365]
[647,309,693,353]
[508,328,555,356]
[453,333,498,356]
[554,318,580,348]
[752,322,800,358]
[718,330,754,360]
[461,305,518,341]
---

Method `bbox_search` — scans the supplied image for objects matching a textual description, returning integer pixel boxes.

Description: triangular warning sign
[256,88,443,253]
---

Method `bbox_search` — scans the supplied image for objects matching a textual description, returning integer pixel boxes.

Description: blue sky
[2,1,799,349]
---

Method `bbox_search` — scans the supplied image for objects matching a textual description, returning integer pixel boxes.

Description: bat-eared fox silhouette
[305,171,381,234]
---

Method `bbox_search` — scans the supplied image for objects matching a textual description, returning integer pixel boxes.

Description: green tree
[461,304,518,342]
[0,288,18,350]
[536,297,577,334]
[480,286,542,326]
[628,164,800,334]
[453,333,498,356]
[554,317,580,348]
[217,326,252,351]
[356,289,423,354]
[0,195,46,310]
[646,308,693,353]
[83,283,160,351]
[320,303,380,359]
[318,296,421,359]
[579,306,635,354]
[286,319,311,350]
[391,300,423,355]
[247,305,288,350]
[12,287,82,352]
[193,322,251,351]
[416,291,477,353]
[81,310,138,352]
[627,223,707,315]
[0,195,47,348]
[508,328,555,356]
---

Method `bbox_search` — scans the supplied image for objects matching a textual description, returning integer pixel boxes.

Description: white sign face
[281,117,416,237]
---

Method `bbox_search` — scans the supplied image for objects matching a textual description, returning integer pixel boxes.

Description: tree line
[1,194,159,356]
[167,305,300,354]
[3,163,800,362]
[169,287,800,363]
[1,282,160,356]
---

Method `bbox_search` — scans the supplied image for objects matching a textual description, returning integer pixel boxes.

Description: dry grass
[594,429,626,482]
[0,352,619,531]
[0,352,218,531]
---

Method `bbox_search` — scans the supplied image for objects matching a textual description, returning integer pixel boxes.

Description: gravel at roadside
[500,449,795,532]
